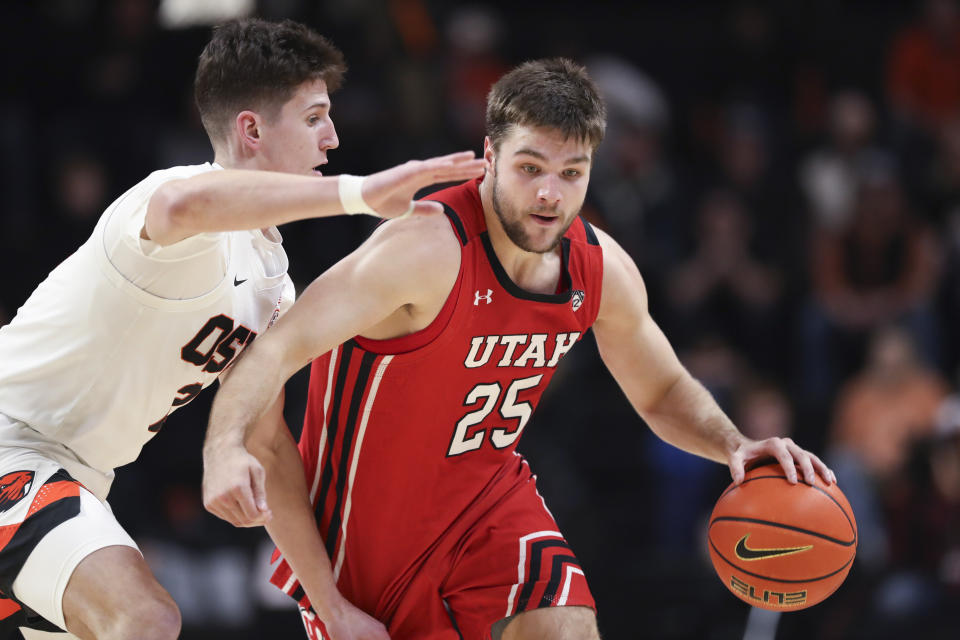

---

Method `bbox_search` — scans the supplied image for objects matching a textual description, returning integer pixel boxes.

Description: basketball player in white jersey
[0,18,484,640]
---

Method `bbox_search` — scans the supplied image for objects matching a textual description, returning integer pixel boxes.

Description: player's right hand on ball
[201,445,272,527]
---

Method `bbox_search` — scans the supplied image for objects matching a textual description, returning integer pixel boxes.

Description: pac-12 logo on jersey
[0,471,34,513]
[571,290,585,311]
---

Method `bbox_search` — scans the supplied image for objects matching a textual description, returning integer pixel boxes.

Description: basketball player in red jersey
[205,59,835,640]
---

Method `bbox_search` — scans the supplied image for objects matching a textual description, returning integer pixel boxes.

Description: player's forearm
[260,430,348,619]
[206,346,288,452]
[641,373,746,463]
[146,170,357,246]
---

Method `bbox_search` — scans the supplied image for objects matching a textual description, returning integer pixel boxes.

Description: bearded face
[485,126,592,255]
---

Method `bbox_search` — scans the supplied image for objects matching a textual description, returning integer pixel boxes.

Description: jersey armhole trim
[580,217,599,246]
[439,202,469,246]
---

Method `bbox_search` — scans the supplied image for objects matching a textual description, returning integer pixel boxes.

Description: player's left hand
[727,437,836,486]
[202,444,272,527]
[361,151,486,218]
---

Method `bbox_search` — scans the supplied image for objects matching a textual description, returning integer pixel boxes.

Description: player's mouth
[311,162,327,176]
[530,213,559,226]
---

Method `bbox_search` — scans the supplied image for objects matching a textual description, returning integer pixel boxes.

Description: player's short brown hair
[486,58,607,153]
[194,18,346,145]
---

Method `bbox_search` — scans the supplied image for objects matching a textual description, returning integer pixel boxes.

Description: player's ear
[483,136,496,175]
[236,110,262,151]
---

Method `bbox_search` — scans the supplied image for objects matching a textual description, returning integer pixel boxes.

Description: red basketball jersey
[271,178,604,621]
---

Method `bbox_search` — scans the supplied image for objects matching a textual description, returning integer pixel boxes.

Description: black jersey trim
[291,585,306,603]
[580,217,599,245]
[480,233,573,304]
[0,473,81,604]
[439,202,469,247]
[0,598,63,634]
[540,554,581,608]
[314,341,355,550]
[324,349,377,558]
[516,539,571,612]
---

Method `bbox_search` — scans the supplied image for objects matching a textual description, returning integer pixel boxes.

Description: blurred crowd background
[3,0,960,638]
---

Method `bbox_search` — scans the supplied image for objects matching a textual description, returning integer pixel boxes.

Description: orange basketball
[707,462,857,611]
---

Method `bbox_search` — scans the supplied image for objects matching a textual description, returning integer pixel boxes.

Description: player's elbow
[144,180,197,246]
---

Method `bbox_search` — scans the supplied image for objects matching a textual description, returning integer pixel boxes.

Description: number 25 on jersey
[447,375,543,456]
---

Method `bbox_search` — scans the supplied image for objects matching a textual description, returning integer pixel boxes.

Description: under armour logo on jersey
[474,289,493,305]
[571,290,585,311]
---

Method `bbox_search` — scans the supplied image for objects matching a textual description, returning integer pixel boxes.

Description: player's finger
[774,444,798,484]
[233,484,261,523]
[793,448,817,485]
[809,452,835,484]
[434,158,486,180]
[782,438,815,484]
[408,159,485,191]
[430,150,477,165]
[728,450,745,485]
[209,498,245,527]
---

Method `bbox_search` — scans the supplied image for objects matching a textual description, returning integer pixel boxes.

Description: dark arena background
[3,0,960,638]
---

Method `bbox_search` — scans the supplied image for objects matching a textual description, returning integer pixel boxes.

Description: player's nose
[320,118,339,151]
[536,175,562,205]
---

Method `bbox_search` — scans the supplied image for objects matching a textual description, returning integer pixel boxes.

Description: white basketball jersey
[0,163,294,496]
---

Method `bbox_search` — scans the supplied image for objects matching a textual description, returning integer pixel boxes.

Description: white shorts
[0,447,138,635]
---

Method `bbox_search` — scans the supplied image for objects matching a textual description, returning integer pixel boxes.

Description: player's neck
[213,153,258,171]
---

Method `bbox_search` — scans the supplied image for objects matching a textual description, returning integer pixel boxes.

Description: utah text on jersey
[464,333,580,369]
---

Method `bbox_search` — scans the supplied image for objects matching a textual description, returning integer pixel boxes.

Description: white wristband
[338,174,375,214]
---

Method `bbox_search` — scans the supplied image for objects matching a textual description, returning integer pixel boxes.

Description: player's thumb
[410,200,443,216]
[250,461,269,514]
[728,453,745,485]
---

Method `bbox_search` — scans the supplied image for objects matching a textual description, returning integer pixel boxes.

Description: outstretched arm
[204,212,458,634]
[241,396,389,640]
[144,151,484,245]
[591,228,834,485]
[204,209,460,517]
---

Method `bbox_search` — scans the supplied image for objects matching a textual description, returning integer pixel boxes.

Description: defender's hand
[202,445,271,527]
[362,151,486,218]
[728,437,836,486]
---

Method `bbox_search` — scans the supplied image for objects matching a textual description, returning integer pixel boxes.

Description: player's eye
[521,164,539,174]
[307,115,320,125]
[563,169,581,178]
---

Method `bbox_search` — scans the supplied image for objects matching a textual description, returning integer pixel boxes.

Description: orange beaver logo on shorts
[0,471,34,513]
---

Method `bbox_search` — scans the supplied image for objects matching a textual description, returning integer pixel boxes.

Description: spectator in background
[828,325,949,569]
[887,0,960,134]
[667,189,785,375]
[706,102,806,287]
[801,158,941,405]
[867,395,960,632]
[940,210,960,374]
[443,5,508,149]
[800,90,885,231]
[735,381,795,443]
[46,151,113,263]
[920,116,960,224]
[586,55,682,281]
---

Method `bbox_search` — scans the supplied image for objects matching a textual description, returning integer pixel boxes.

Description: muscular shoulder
[352,211,462,309]
[594,226,649,328]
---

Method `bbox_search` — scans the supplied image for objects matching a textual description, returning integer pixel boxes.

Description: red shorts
[273,458,595,640]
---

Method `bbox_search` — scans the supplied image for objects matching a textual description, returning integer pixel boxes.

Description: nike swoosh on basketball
[234,276,247,286]
[734,534,812,561]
